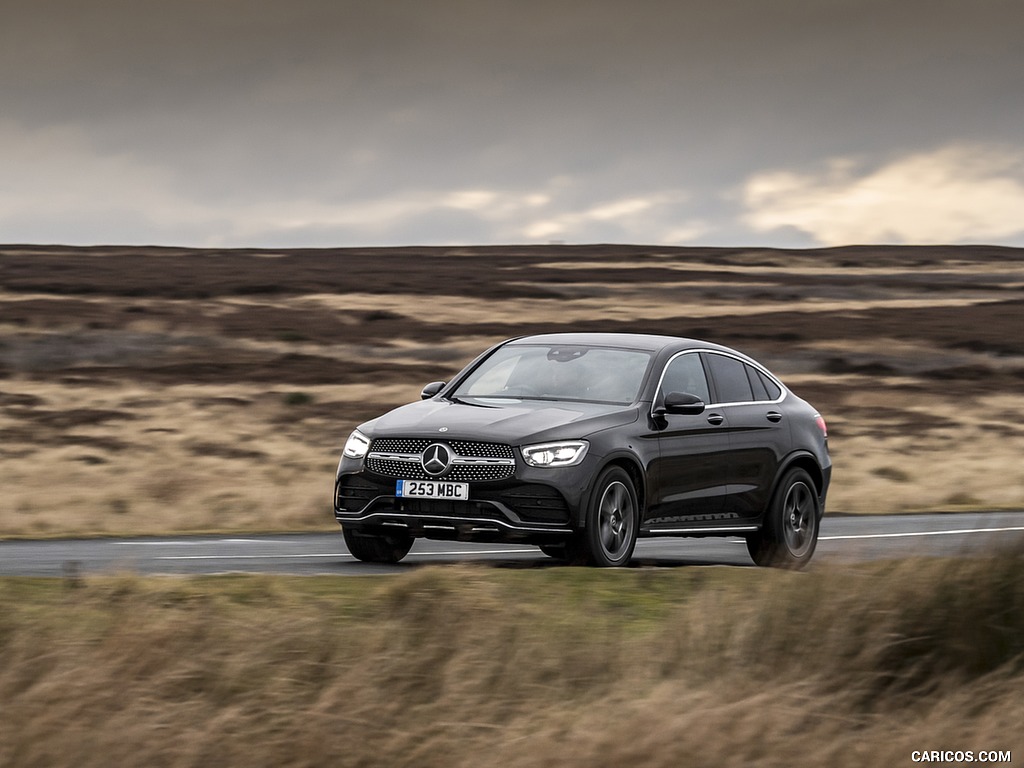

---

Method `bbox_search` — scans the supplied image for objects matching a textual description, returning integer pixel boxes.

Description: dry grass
[3,246,1021,768]
[818,385,1024,512]
[299,290,1007,325]
[2,552,1023,767]
[2,244,1023,537]
[0,380,391,537]
[3,371,1024,537]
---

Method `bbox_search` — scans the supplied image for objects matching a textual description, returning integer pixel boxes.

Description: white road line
[156,548,539,561]
[150,528,1024,559]
[157,553,355,560]
[821,526,1024,541]
[125,539,288,546]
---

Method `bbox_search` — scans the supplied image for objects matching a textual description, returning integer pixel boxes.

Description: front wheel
[578,466,639,567]
[746,467,820,569]
[342,527,414,564]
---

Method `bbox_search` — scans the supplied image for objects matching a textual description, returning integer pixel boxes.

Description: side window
[758,370,782,400]
[659,353,710,403]
[705,353,753,403]
[747,365,770,401]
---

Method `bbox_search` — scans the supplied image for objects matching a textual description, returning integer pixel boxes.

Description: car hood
[361,398,638,446]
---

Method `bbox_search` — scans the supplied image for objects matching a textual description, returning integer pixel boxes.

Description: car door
[702,352,787,519]
[646,351,732,527]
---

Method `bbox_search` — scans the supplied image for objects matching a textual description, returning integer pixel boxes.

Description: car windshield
[452,344,653,405]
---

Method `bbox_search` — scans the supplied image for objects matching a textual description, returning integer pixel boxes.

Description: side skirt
[640,524,759,537]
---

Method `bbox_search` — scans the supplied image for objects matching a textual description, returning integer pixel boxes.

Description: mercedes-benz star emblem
[421,443,453,477]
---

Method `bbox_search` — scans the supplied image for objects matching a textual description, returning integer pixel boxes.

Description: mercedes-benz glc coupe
[335,333,830,568]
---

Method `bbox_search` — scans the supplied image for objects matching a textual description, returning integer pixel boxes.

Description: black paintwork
[335,333,831,549]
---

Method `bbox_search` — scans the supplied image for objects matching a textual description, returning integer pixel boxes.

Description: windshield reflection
[453,344,652,405]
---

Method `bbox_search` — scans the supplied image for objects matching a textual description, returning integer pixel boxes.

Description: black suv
[335,333,830,568]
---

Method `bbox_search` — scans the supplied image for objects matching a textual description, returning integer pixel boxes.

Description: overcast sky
[3,0,1024,248]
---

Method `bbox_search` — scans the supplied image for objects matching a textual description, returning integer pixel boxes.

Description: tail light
[814,413,828,439]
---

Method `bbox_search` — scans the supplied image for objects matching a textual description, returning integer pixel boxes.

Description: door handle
[766,411,782,423]
[707,413,724,426]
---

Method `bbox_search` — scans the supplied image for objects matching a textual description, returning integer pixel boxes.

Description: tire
[746,467,820,569]
[578,466,639,567]
[342,526,414,564]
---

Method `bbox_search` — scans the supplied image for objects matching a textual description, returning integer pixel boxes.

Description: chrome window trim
[651,349,787,421]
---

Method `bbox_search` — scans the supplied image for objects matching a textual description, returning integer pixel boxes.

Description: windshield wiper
[465,394,567,402]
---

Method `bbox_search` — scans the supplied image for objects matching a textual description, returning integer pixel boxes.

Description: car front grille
[476,484,571,524]
[391,498,504,519]
[365,438,516,482]
[335,475,383,512]
[336,473,570,526]
[368,438,434,454]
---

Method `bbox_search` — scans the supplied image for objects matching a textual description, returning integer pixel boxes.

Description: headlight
[342,429,371,459]
[521,440,589,467]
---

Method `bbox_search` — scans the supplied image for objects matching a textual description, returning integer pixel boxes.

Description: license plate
[396,479,469,500]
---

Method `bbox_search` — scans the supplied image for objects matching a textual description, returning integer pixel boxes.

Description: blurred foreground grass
[2,552,1023,768]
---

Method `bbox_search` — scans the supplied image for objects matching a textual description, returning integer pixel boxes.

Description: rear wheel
[342,527,414,564]
[746,467,819,569]
[578,467,639,567]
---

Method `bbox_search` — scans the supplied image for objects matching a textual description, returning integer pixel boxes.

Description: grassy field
[2,244,1024,538]
[4,243,1022,765]
[2,553,1022,767]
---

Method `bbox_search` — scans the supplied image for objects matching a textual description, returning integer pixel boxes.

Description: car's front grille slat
[366,457,422,478]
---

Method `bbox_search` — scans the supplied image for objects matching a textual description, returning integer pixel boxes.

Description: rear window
[745,365,783,401]
[758,370,783,400]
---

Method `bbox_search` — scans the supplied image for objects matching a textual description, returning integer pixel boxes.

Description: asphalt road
[2,511,1024,577]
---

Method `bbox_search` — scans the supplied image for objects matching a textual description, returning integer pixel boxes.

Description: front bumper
[334,456,598,542]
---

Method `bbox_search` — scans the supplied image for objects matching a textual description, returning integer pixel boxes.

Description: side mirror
[662,391,705,415]
[420,381,446,400]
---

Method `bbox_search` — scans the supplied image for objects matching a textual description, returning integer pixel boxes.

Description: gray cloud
[2,0,1023,246]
